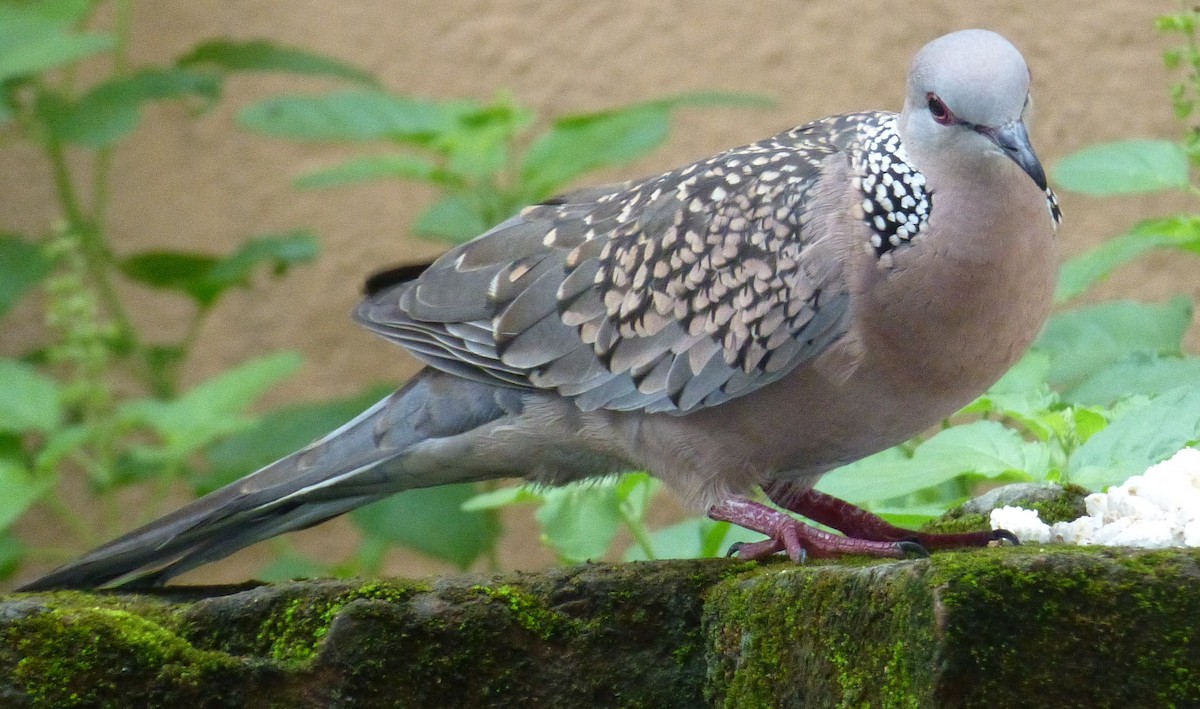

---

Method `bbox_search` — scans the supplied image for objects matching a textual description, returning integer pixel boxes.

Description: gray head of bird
[899,29,1047,191]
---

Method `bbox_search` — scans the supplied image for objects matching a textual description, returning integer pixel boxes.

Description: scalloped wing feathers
[354,115,887,414]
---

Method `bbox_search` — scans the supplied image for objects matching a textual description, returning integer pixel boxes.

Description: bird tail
[18,370,518,591]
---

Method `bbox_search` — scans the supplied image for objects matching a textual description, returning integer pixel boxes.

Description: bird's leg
[708,497,921,562]
[762,482,1019,550]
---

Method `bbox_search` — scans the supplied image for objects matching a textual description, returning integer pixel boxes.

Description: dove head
[900,29,1045,190]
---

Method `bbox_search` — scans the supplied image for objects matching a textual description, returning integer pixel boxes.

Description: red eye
[926,93,952,125]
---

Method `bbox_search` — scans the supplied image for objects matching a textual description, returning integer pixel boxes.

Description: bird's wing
[356,115,875,414]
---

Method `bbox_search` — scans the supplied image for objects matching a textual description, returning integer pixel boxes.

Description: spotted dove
[20,29,1060,590]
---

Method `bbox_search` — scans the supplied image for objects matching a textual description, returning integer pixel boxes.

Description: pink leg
[708,497,921,562]
[763,481,1019,550]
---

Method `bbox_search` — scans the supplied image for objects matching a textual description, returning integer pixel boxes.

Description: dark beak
[976,119,1047,190]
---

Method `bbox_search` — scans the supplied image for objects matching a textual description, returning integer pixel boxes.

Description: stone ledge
[2,549,1198,708]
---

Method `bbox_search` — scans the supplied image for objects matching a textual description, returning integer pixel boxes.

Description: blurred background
[2,1,1195,588]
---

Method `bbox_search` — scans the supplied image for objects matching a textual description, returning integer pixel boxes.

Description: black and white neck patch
[850,117,932,259]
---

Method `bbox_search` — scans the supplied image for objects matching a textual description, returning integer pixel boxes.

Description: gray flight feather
[20,372,525,590]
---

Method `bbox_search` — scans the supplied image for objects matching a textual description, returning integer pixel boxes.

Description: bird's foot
[762,482,1020,551]
[710,497,927,562]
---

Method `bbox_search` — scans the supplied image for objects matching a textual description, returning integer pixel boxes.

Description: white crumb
[989,447,1200,548]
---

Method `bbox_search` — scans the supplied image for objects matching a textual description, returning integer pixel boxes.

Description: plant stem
[91,0,134,227]
[45,135,89,228]
[619,502,657,560]
[45,136,139,351]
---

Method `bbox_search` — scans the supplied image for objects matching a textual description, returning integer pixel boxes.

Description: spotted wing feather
[355,114,883,414]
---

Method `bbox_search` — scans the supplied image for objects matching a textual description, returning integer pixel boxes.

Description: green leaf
[256,553,328,583]
[238,90,458,141]
[414,194,488,242]
[874,503,955,529]
[48,68,222,147]
[623,517,752,561]
[0,532,24,581]
[145,344,188,398]
[198,384,392,493]
[1069,385,1200,489]
[0,235,52,320]
[33,424,88,476]
[816,447,912,504]
[1034,297,1193,393]
[0,455,52,530]
[10,0,93,24]
[176,39,377,86]
[351,484,497,569]
[1067,355,1200,407]
[535,481,623,562]
[106,446,180,488]
[204,230,318,294]
[120,251,218,293]
[0,359,61,433]
[615,472,660,523]
[0,6,113,82]
[965,350,1055,421]
[1071,407,1110,444]
[818,421,1047,504]
[519,91,772,201]
[294,154,450,189]
[1055,215,1200,303]
[915,421,1049,479]
[520,104,667,201]
[1052,139,1190,195]
[460,484,544,511]
[121,230,317,308]
[443,122,511,180]
[436,100,532,179]
[118,351,302,456]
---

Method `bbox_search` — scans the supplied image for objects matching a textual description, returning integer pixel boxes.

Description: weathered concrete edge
[704,546,1200,707]
[2,548,1199,708]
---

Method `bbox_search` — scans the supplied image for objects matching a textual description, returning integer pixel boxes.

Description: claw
[897,540,930,558]
[726,538,785,561]
[709,497,923,562]
[990,528,1021,546]
[761,485,1026,552]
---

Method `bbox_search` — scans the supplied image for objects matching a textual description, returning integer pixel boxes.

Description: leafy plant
[240,89,770,243]
[0,0,388,581]
[2,2,774,582]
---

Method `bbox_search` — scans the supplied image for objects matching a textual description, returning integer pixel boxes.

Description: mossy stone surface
[2,548,1198,707]
[706,547,1200,708]
[1,560,750,708]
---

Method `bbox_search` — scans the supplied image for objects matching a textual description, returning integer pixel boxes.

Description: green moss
[1,598,251,708]
[6,565,753,707]
[471,583,568,641]
[922,483,1090,536]
[6,550,1196,706]
[256,579,425,664]
[1024,482,1089,523]
[928,547,1200,706]
[705,548,1200,707]
[298,560,751,708]
[918,510,991,535]
[704,561,933,708]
